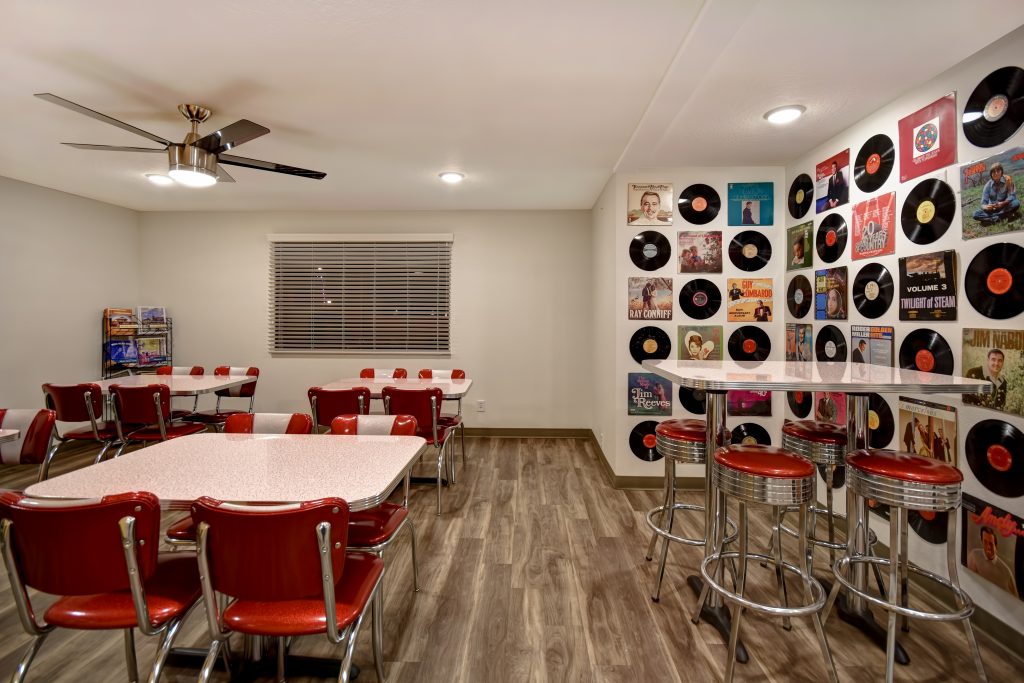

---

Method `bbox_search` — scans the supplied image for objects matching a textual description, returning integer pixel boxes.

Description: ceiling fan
[35,93,326,186]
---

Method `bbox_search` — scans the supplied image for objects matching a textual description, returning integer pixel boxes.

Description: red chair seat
[846,449,963,485]
[348,504,408,547]
[166,516,196,542]
[183,410,244,424]
[782,420,847,445]
[43,553,201,630]
[715,444,815,479]
[62,421,119,441]
[222,552,383,636]
[437,415,462,428]
[656,419,706,443]
[127,422,206,441]
[420,424,454,446]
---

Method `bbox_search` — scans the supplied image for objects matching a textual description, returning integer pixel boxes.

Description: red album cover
[898,93,957,183]
[851,192,896,260]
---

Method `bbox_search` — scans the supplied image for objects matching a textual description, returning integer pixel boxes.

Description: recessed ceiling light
[763,105,806,125]
[439,171,465,184]
[145,173,174,186]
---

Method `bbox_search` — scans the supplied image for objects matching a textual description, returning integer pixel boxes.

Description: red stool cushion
[655,419,706,443]
[782,420,847,445]
[846,449,963,485]
[714,444,815,479]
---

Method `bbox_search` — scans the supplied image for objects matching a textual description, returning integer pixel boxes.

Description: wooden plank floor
[0,436,1016,681]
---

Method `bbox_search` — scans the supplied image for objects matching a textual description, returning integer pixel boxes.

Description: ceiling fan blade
[215,165,236,183]
[62,143,166,153]
[35,93,171,146]
[192,119,270,154]
[219,153,326,179]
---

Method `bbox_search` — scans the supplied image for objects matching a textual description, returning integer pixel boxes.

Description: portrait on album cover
[627,183,673,225]
[815,149,850,214]
[960,146,1024,240]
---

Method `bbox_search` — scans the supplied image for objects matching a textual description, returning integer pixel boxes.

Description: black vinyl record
[868,393,894,449]
[728,231,772,272]
[899,328,953,375]
[901,178,956,245]
[728,326,771,362]
[629,326,671,365]
[788,174,813,219]
[630,421,663,462]
[909,510,948,544]
[788,391,812,418]
[966,420,1024,498]
[787,274,812,318]
[679,387,707,414]
[815,325,847,362]
[854,133,895,193]
[965,243,1024,319]
[815,214,848,263]
[629,231,671,271]
[852,263,894,318]
[818,463,845,489]
[732,422,771,446]
[963,66,1024,148]
[678,184,720,225]
[679,279,722,319]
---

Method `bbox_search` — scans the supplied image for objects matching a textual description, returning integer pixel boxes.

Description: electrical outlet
[476,399,486,412]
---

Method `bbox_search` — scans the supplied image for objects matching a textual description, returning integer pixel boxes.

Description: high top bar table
[642,359,991,665]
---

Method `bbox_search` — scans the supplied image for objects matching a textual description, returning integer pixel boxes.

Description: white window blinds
[268,234,452,354]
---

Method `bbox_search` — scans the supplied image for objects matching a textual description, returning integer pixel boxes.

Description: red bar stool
[698,444,838,683]
[823,450,986,683]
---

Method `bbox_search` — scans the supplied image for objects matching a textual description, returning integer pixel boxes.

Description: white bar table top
[641,360,993,395]
[92,375,254,396]
[25,433,426,512]
[319,377,473,399]
[0,429,20,444]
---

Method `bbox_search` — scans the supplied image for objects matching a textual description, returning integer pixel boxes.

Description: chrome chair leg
[94,441,114,464]
[198,640,222,683]
[372,586,387,683]
[945,511,987,682]
[408,518,420,592]
[448,437,457,486]
[124,628,139,683]
[435,447,444,516]
[772,506,792,631]
[338,611,367,683]
[723,498,747,683]
[11,633,49,683]
[646,456,673,562]
[148,615,184,683]
[277,636,286,682]
[459,422,466,465]
[651,471,676,602]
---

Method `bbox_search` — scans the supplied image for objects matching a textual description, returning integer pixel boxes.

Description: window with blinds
[268,234,452,354]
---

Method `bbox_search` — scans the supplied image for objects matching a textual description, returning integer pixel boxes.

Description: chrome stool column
[823,450,986,683]
[698,444,838,683]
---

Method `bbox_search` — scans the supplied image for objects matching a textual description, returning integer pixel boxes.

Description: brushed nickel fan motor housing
[177,104,211,124]
[167,144,218,178]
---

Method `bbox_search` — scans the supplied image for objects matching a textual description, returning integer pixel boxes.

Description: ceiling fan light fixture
[144,173,174,186]
[168,166,218,187]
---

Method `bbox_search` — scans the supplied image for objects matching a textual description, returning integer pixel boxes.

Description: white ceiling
[0,1,1021,212]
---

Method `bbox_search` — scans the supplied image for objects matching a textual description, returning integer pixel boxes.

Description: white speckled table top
[319,377,473,398]
[92,375,254,396]
[0,429,19,444]
[25,433,427,511]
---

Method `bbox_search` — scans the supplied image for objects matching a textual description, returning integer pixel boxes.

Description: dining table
[0,429,20,444]
[91,374,255,396]
[641,358,991,666]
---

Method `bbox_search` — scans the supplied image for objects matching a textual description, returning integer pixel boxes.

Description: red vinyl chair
[156,366,204,419]
[190,497,386,683]
[0,491,201,683]
[381,387,455,515]
[308,387,371,432]
[417,368,467,467]
[359,368,407,379]
[183,366,259,430]
[331,414,420,592]
[0,409,57,482]
[42,383,119,471]
[109,384,205,457]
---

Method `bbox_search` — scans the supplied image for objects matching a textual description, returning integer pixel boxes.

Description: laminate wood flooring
[0,437,1015,682]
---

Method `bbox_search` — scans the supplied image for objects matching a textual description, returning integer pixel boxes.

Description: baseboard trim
[463,427,592,438]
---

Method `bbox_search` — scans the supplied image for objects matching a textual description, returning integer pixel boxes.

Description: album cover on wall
[960,146,1024,240]
[678,324,723,361]
[727,182,774,226]
[851,193,896,260]
[627,373,672,416]
[851,325,894,366]
[813,391,846,426]
[815,267,848,320]
[898,250,957,321]
[961,493,1022,600]
[728,390,771,416]
[627,183,673,225]
[787,222,813,271]
[677,231,723,273]
[627,277,672,321]
[898,397,957,464]
[726,278,773,322]
[786,323,812,361]
[898,93,957,183]
[963,328,1024,417]
[815,149,850,213]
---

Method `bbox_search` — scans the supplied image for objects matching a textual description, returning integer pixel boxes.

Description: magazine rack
[101,307,174,379]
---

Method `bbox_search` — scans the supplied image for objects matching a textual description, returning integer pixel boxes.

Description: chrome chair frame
[111,390,169,457]
[310,392,366,433]
[384,393,455,515]
[43,387,116,478]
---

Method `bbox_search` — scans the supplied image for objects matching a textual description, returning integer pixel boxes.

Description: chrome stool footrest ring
[830,555,974,622]
[700,551,827,618]
[645,503,737,547]
[776,505,878,551]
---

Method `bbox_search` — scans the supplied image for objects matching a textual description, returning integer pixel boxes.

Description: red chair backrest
[214,366,259,398]
[191,496,348,601]
[359,368,408,379]
[0,409,57,465]
[156,366,204,376]
[307,387,371,426]
[42,383,103,423]
[0,490,160,595]
[381,387,442,439]
[224,413,314,435]
[330,414,418,436]
[417,369,466,379]
[110,384,170,425]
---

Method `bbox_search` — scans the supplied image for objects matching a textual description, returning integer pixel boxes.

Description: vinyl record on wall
[787,274,812,318]
[852,263,894,319]
[629,231,671,271]
[732,422,771,446]
[901,178,956,245]
[909,510,948,544]
[788,391,812,418]
[815,325,848,362]
[629,326,671,365]
[629,421,663,462]
[788,174,814,219]
[678,184,721,225]
[962,66,1024,148]
[818,463,845,489]
[965,420,1024,498]
[854,133,895,192]
[816,214,848,263]
[679,386,707,414]
[679,279,722,319]
[728,231,772,272]
[899,329,953,375]
[868,393,895,448]
[728,326,771,361]
[964,243,1024,320]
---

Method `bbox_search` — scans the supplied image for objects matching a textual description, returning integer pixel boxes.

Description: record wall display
[787,275,812,318]
[965,243,1024,320]
[732,422,771,446]
[962,66,1024,148]
[629,326,671,364]
[788,391,812,418]
[901,178,956,245]
[852,263,894,318]
[788,174,814,219]
[899,329,953,375]
[818,463,845,489]
[815,325,848,362]
[816,214,848,263]
[629,421,663,462]
[678,184,721,225]
[728,231,772,271]
[965,420,1024,498]
[728,326,771,361]
[629,231,671,271]
[679,387,707,414]
[854,133,895,192]
[909,510,948,544]
[868,393,895,448]
[679,279,722,319]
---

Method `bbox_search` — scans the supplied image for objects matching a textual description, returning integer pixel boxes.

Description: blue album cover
[727,182,774,226]
[627,373,672,416]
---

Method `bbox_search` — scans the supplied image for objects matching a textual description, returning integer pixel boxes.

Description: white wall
[590,176,618,458]
[136,210,591,428]
[0,176,139,407]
